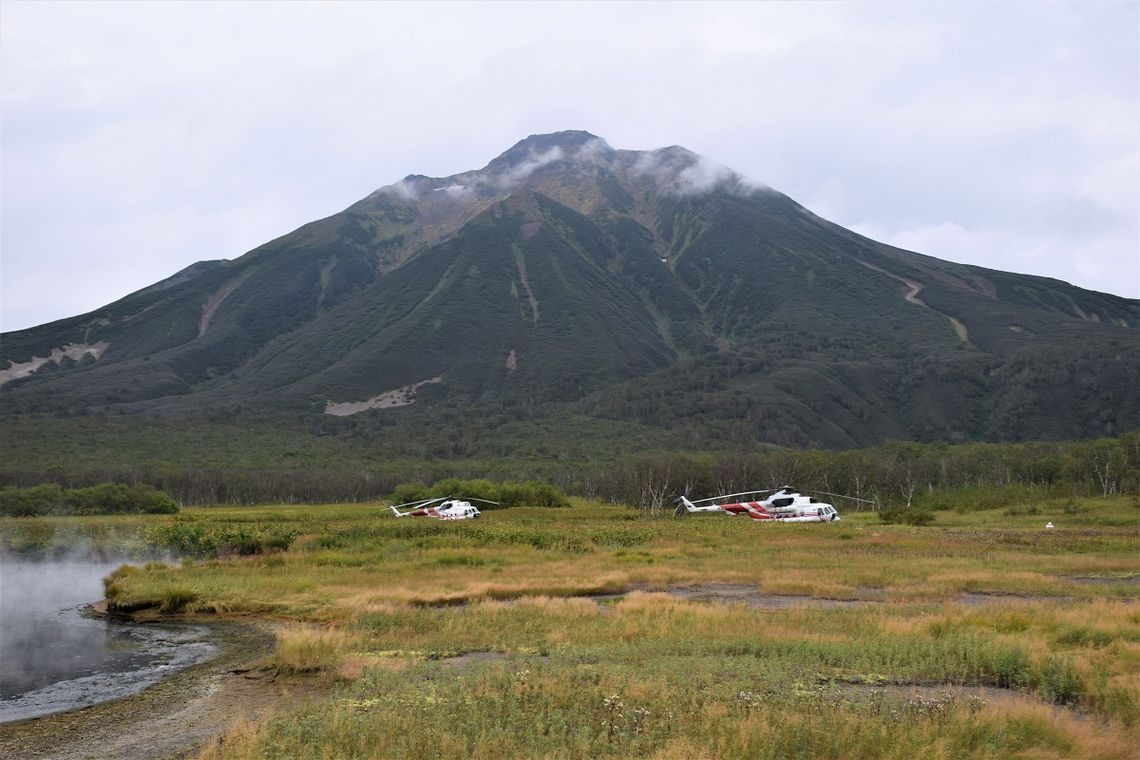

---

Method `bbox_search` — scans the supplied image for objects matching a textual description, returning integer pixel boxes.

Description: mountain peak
[489,130,612,171]
[506,129,607,153]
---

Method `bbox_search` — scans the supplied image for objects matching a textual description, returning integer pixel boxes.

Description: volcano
[3,131,1137,447]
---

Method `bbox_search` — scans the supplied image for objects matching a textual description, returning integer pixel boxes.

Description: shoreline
[0,609,303,760]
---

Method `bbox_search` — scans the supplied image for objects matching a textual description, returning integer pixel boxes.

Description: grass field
[5,496,1139,758]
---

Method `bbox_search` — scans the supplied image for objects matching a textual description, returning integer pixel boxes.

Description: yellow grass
[272,625,353,674]
[21,497,1135,757]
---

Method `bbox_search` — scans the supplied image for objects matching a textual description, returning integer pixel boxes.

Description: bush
[1034,656,1083,705]
[497,480,570,508]
[878,506,936,526]
[145,522,298,557]
[0,483,178,516]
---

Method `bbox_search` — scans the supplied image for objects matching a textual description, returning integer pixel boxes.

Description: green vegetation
[3,132,1137,448]
[1,421,1135,509]
[0,482,178,516]
[5,493,1138,757]
[1,131,1138,755]
[878,506,936,526]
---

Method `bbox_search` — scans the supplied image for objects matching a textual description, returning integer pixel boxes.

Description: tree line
[578,433,1140,514]
[0,432,1135,508]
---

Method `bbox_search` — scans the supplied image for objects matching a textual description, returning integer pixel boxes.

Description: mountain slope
[2,131,1137,447]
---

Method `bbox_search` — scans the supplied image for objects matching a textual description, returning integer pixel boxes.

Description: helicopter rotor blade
[678,489,780,504]
[464,497,501,506]
[391,496,448,510]
[801,489,876,505]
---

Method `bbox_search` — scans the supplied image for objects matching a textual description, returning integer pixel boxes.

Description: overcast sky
[2,1,1137,332]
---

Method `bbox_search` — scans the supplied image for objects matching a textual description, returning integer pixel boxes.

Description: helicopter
[387,495,500,520]
[678,487,873,522]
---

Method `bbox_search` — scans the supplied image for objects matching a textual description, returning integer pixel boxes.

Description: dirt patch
[410,585,1092,612]
[852,259,969,343]
[1060,575,1140,586]
[325,376,442,416]
[439,651,512,668]
[588,583,879,610]
[0,618,323,760]
[514,251,540,324]
[955,592,1071,607]
[656,583,874,609]
[198,272,252,338]
[0,342,110,386]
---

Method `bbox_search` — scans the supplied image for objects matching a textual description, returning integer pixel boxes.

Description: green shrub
[0,484,66,516]
[0,483,178,516]
[1062,501,1091,515]
[988,646,1031,689]
[1034,656,1083,705]
[878,506,935,526]
[1054,625,1112,648]
[145,522,298,558]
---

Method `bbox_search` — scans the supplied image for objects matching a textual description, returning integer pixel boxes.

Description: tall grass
[199,658,1136,759]
[4,496,1137,756]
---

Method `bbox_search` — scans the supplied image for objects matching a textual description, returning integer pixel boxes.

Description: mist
[0,558,125,697]
[0,557,215,722]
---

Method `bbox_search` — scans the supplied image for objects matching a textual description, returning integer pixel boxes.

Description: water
[0,559,218,723]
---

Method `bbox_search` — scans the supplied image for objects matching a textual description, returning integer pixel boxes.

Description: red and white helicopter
[388,495,499,521]
[679,487,870,522]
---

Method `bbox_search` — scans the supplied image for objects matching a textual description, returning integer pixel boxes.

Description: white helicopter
[388,495,500,520]
[678,486,872,522]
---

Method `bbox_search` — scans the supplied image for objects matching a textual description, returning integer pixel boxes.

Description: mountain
[2,130,1138,448]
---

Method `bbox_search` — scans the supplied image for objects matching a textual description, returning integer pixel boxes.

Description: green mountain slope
[2,131,1137,448]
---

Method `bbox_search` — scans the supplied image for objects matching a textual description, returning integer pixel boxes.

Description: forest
[1,430,1135,510]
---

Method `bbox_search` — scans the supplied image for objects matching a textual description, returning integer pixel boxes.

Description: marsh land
[1,495,1137,759]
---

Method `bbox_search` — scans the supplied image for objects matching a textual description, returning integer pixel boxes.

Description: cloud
[573,136,613,164]
[1,2,1136,329]
[674,156,739,194]
[498,146,564,187]
[390,179,419,201]
[630,148,760,196]
[435,183,472,199]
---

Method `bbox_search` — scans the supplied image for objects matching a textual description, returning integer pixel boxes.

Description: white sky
[2,1,1137,332]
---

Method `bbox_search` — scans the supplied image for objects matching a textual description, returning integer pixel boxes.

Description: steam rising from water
[1,559,122,696]
[0,558,216,723]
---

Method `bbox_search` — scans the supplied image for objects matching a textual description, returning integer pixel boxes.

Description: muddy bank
[1061,574,1140,586]
[410,583,886,610]
[637,583,876,609]
[0,617,299,760]
[412,582,1107,611]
